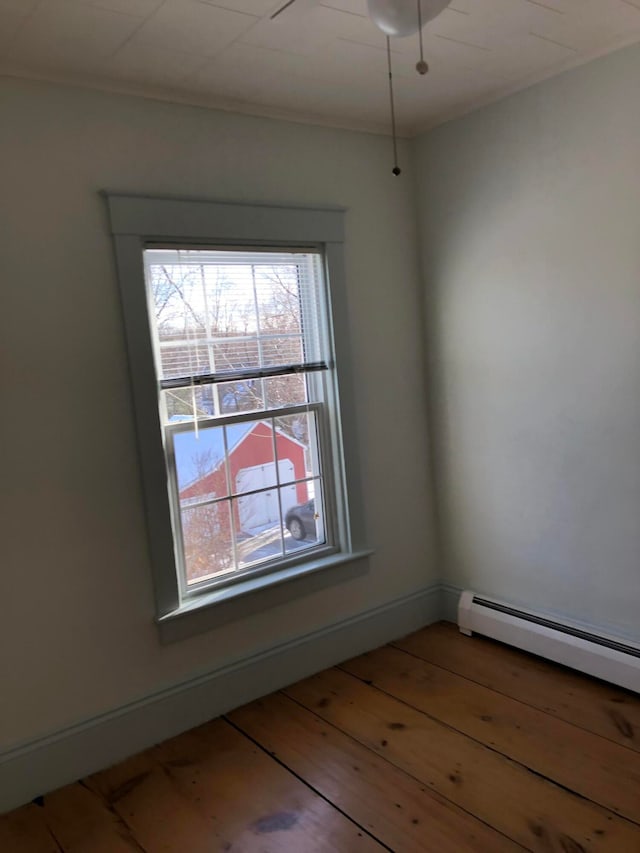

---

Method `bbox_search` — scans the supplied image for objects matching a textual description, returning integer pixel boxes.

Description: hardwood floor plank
[394,622,640,751]
[149,717,384,852]
[4,625,639,851]
[33,784,142,852]
[229,691,523,853]
[284,667,640,853]
[0,803,61,852]
[88,751,218,853]
[341,643,640,824]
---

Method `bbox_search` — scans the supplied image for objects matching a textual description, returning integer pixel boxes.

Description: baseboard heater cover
[458,590,640,693]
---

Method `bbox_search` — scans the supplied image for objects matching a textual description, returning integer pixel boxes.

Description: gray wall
[415,44,640,640]
[0,78,436,749]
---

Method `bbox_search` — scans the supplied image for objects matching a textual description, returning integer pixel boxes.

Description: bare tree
[181,447,233,582]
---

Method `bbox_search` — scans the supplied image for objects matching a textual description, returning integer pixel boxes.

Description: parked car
[285,499,317,541]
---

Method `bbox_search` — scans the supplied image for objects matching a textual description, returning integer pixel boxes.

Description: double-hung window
[149,246,334,589]
[108,196,368,637]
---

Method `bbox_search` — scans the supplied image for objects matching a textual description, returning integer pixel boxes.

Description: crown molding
[2,29,639,143]
[409,31,640,137]
[0,64,404,138]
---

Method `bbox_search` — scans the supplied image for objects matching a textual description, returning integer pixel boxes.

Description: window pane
[159,340,210,380]
[234,495,285,569]
[261,335,303,367]
[213,337,260,372]
[219,379,264,414]
[218,376,309,414]
[164,375,308,420]
[264,374,307,410]
[145,251,325,383]
[274,411,320,484]
[227,419,277,496]
[182,501,234,584]
[283,479,325,554]
[254,265,302,335]
[174,425,228,502]
[149,262,207,376]
[163,386,218,421]
[212,334,304,372]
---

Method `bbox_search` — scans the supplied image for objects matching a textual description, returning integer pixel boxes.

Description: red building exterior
[180,421,309,532]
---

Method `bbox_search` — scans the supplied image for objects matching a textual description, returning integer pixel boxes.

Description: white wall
[415,44,640,640]
[0,78,437,749]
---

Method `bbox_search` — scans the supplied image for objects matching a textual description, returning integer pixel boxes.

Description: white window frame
[107,194,371,641]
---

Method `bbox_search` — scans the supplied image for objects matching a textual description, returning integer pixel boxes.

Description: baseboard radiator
[458,590,640,693]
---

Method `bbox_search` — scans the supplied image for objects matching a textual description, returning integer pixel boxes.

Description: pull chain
[386,37,401,176]
[416,0,429,75]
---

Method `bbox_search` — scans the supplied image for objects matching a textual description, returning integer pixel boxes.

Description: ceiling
[1,0,640,135]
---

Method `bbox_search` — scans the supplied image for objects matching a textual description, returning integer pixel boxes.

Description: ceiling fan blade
[270,0,299,19]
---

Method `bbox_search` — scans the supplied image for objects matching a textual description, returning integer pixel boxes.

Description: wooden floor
[3,623,640,852]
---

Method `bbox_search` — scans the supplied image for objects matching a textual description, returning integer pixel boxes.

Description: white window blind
[145,249,329,399]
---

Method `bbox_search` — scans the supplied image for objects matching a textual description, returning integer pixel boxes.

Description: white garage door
[236,460,297,531]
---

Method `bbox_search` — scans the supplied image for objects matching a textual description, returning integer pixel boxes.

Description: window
[147,247,335,592]
[108,196,368,637]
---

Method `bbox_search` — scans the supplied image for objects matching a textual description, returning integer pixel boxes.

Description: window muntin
[143,247,336,596]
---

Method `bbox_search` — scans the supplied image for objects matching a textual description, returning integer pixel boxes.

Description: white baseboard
[0,583,441,814]
[440,583,462,623]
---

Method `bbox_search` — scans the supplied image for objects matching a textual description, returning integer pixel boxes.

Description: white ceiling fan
[268,0,452,173]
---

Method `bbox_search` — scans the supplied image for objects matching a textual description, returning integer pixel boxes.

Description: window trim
[106,194,370,639]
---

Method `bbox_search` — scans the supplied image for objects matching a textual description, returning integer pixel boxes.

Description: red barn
[178,420,309,533]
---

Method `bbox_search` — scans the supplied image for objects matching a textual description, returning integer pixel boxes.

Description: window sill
[156,549,373,643]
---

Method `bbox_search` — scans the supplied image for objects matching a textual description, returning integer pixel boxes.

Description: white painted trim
[440,583,461,625]
[457,589,474,636]
[0,584,441,815]
[107,196,368,638]
[158,551,373,644]
[0,67,396,138]
[107,194,345,242]
[458,589,640,694]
